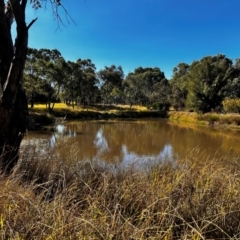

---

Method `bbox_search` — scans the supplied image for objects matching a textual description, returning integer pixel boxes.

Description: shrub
[222,98,240,113]
[197,113,219,124]
[149,102,170,111]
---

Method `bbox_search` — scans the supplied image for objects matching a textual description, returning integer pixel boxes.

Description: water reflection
[94,128,109,154]
[22,119,240,165]
[121,144,173,167]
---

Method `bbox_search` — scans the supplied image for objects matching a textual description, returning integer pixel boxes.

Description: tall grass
[169,111,240,128]
[1,147,240,239]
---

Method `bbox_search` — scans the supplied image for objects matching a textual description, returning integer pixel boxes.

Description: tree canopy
[22,50,240,114]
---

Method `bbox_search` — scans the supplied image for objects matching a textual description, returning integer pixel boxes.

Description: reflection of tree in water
[169,124,217,158]
[167,122,240,162]
[52,120,171,163]
[24,120,240,165]
[54,122,100,160]
[100,121,170,155]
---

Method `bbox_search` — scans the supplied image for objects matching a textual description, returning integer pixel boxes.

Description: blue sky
[25,0,240,79]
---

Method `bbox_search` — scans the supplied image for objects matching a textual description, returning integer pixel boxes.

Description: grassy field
[29,103,148,113]
[1,146,240,239]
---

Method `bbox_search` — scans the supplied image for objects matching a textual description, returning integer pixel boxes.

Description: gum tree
[0,0,65,172]
[98,65,124,105]
[186,54,234,112]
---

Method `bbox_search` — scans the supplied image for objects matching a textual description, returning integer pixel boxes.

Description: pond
[22,119,240,166]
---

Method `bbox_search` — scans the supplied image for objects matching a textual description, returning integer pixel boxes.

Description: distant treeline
[23,48,240,113]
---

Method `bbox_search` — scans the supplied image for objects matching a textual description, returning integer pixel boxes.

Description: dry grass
[29,103,150,121]
[169,111,240,130]
[219,114,240,126]
[168,111,199,124]
[1,147,240,239]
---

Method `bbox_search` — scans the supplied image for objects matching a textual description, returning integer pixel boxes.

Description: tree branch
[27,17,37,29]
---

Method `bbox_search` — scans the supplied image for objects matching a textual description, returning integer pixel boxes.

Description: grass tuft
[1,146,240,238]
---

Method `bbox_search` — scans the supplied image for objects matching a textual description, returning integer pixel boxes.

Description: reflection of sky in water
[56,124,76,137]
[94,128,109,153]
[23,122,175,167]
[22,120,240,169]
[121,144,173,167]
[50,135,56,147]
[160,144,173,159]
[56,124,65,133]
[93,128,174,166]
[28,123,174,163]
[50,124,77,147]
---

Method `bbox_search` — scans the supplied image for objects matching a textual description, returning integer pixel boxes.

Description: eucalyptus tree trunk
[0,0,36,173]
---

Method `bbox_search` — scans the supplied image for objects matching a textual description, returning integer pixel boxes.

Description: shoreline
[28,109,168,130]
[28,107,240,131]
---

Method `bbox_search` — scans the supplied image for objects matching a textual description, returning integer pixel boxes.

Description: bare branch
[27,17,37,29]
[59,3,76,26]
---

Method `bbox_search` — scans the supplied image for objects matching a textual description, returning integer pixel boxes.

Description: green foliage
[222,78,240,99]
[123,67,167,106]
[24,49,99,110]
[24,48,68,112]
[24,49,240,113]
[148,101,170,111]
[170,63,189,110]
[97,65,124,104]
[222,98,240,113]
[63,59,98,108]
[24,48,45,107]
[186,54,234,113]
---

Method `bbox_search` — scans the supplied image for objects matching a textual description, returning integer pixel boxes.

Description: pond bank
[168,111,240,129]
[29,109,168,130]
[29,107,240,131]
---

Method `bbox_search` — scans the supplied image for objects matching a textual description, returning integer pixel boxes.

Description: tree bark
[0,0,31,173]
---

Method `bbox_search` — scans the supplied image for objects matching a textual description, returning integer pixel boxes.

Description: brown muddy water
[21,119,240,166]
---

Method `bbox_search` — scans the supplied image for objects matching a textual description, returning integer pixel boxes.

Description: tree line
[23,49,240,113]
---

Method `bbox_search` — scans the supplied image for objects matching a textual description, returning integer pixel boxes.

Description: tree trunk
[0,0,35,173]
[30,91,34,108]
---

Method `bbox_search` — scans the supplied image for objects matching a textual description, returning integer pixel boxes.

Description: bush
[220,114,240,125]
[149,102,170,111]
[222,98,240,113]
[197,113,220,124]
